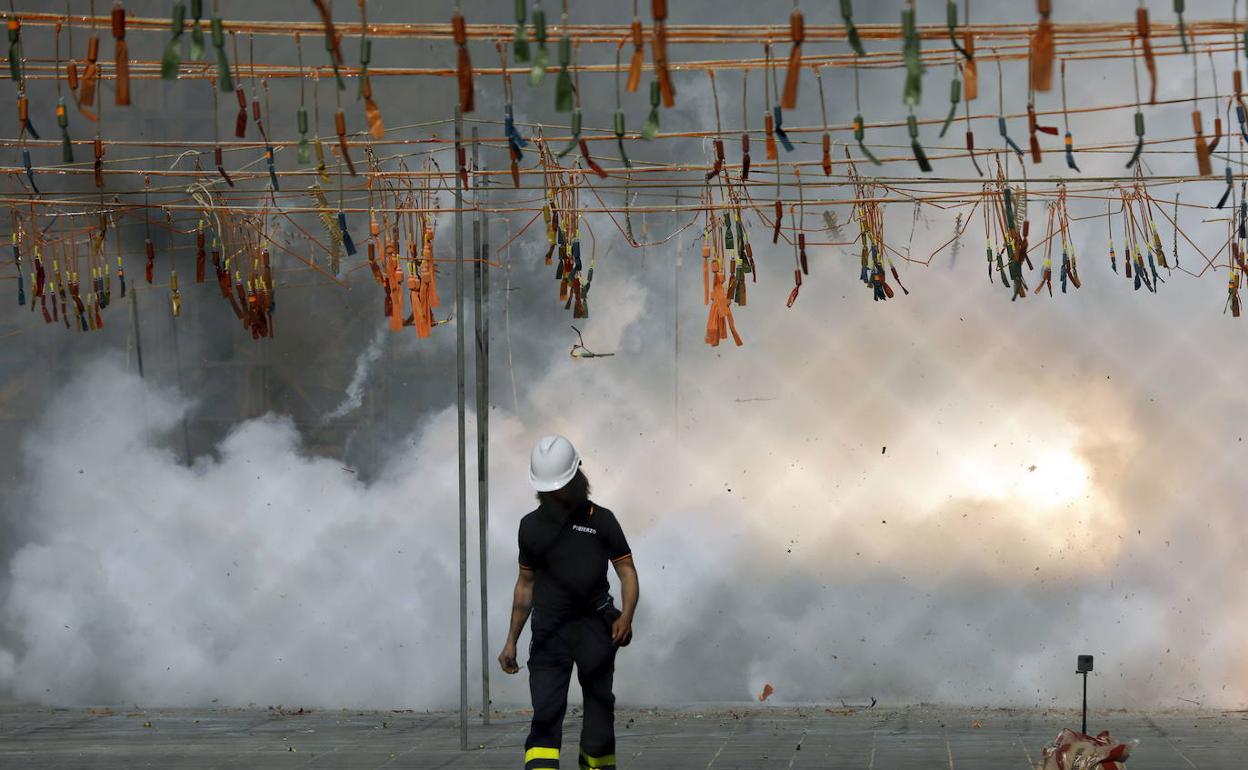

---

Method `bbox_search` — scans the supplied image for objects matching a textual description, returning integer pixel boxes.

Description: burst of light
[1016,449,1091,508]
[955,444,1091,510]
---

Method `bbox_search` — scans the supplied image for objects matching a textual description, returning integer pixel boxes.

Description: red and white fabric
[1040,728,1135,770]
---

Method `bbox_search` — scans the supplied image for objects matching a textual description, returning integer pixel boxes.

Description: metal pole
[129,284,144,379]
[168,298,192,464]
[455,108,469,753]
[1081,672,1087,735]
[167,227,191,465]
[474,133,491,725]
[672,210,679,439]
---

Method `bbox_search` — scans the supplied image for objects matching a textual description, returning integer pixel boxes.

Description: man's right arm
[498,568,535,674]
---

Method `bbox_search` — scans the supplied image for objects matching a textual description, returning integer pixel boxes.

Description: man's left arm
[602,510,638,646]
[611,556,638,645]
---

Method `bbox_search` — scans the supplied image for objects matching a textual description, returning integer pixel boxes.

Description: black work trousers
[524,608,618,769]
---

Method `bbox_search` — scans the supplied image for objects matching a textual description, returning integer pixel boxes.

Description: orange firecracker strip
[626,16,644,93]
[111,2,130,106]
[452,11,473,113]
[780,8,803,110]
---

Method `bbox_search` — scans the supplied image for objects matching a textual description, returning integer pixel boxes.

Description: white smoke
[4,245,1248,709]
[323,325,388,423]
[1,357,472,707]
[2,0,1248,714]
[0,273,649,709]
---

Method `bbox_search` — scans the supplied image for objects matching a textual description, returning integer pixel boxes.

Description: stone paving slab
[2,703,1246,769]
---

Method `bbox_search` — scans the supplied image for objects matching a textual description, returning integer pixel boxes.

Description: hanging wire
[1126,35,1146,168]
[1061,58,1080,171]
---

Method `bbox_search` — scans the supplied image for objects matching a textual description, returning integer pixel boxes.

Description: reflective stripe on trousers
[579,748,617,768]
[525,745,560,769]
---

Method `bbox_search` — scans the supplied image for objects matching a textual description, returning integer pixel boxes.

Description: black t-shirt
[518,500,631,618]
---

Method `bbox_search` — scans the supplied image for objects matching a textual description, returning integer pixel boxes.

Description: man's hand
[610,614,633,647]
[501,568,534,675]
[611,556,639,647]
[498,642,520,674]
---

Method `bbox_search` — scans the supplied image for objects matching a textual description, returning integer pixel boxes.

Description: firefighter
[499,435,640,770]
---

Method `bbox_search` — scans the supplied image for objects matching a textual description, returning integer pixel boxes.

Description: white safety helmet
[528,434,580,492]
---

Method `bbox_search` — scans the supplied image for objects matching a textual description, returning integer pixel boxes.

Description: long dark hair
[536,467,591,514]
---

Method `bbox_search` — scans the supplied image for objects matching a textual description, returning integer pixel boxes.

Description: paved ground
[2,702,1246,769]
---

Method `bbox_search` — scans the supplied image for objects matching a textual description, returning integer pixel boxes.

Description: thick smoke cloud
[4,252,1247,708]
[2,0,1247,710]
